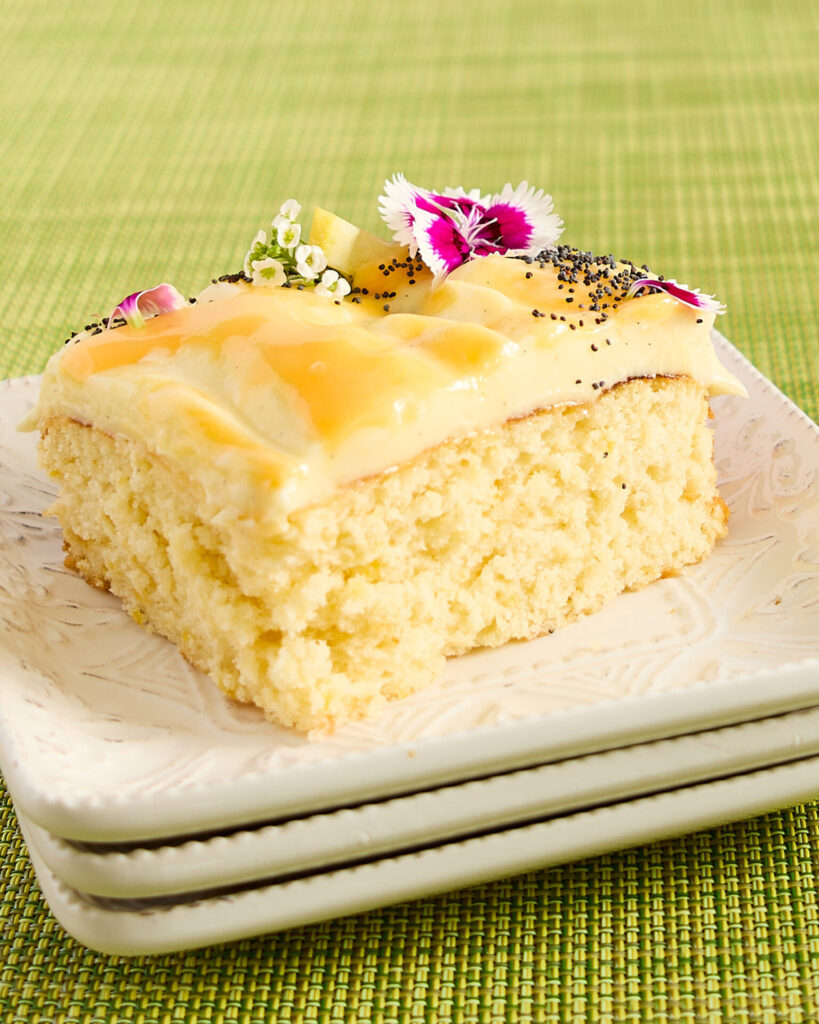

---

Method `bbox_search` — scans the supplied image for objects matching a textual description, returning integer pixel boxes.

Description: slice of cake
[24,180,745,733]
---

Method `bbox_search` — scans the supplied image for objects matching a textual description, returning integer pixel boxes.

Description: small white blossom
[251,257,286,288]
[295,244,327,280]
[276,221,302,250]
[315,269,351,300]
[279,199,301,222]
[244,229,268,275]
[272,200,301,231]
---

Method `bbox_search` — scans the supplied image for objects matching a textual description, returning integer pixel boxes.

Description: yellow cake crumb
[39,376,727,733]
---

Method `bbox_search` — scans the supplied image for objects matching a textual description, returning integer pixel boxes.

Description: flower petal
[251,257,286,288]
[443,184,490,206]
[478,201,533,250]
[279,198,301,221]
[276,221,301,250]
[424,191,483,220]
[412,206,471,283]
[484,182,563,253]
[295,243,327,280]
[108,283,187,330]
[627,278,726,314]
[378,172,425,252]
[315,268,352,299]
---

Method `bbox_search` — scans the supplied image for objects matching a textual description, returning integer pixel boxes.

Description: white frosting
[26,254,745,520]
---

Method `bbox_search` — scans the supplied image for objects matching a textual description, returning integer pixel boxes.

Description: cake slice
[24,193,744,733]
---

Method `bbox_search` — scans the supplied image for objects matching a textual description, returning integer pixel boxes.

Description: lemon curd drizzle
[36,255,744,517]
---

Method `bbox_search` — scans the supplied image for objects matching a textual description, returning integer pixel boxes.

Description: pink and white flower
[108,283,187,330]
[378,173,563,282]
[626,278,726,315]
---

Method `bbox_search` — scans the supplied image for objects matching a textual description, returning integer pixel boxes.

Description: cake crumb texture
[40,376,727,733]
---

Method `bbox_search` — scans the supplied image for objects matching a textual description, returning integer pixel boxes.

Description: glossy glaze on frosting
[28,253,745,518]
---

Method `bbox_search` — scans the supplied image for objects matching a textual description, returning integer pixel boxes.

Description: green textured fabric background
[1,0,817,1019]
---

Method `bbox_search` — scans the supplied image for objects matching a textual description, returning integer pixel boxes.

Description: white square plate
[17,753,819,955]
[22,704,819,900]
[1,334,817,842]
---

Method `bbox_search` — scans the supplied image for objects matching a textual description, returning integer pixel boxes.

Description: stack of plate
[1,335,817,956]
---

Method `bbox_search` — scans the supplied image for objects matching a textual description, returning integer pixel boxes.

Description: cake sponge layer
[39,376,727,733]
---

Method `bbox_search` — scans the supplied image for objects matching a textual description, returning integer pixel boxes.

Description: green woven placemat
[1,0,817,1019]
[1,797,818,1023]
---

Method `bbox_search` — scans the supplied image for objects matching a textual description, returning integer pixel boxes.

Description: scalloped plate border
[1,333,817,841]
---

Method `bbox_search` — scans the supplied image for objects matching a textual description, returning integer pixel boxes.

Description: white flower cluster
[244,200,351,300]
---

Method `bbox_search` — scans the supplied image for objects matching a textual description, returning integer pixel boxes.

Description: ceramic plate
[1,334,817,841]
[21,704,819,899]
[18,754,819,955]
